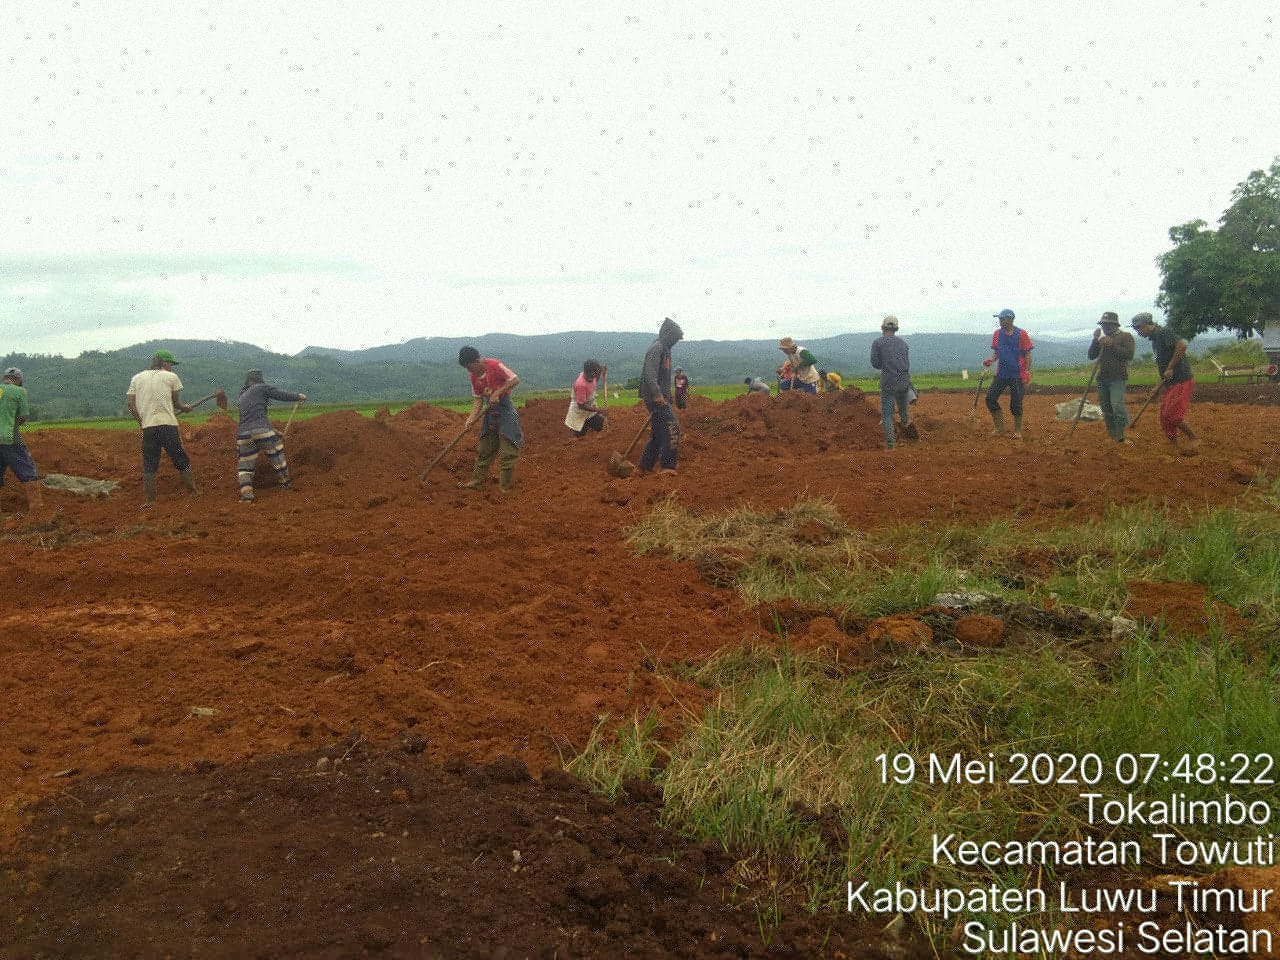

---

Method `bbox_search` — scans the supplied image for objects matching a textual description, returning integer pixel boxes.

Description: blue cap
[994,309,1016,320]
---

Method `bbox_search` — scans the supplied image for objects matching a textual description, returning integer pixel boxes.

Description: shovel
[607,418,650,478]
[1129,380,1164,428]
[1065,361,1100,441]
[418,402,486,485]
[185,389,228,412]
[967,370,990,423]
[282,399,303,439]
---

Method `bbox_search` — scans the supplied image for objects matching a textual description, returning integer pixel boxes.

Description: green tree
[1156,157,1280,340]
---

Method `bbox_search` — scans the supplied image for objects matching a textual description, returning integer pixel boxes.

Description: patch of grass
[627,494,861,566]
[657,496,1279,619]
[576,628,1280,921]
[565,711,665,800]
[586,494,1280,939]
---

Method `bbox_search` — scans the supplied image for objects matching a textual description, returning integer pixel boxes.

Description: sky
[3,1,1277,357]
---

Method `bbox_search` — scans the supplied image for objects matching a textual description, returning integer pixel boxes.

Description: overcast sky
[3,1,1277,357]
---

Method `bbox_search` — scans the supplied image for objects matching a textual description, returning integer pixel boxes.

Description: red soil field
[1,382,1276,958]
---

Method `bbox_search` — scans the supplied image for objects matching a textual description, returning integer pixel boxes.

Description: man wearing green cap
[1131,313,1198,454]
[126,350,198,505]
[1087,312,1135,443]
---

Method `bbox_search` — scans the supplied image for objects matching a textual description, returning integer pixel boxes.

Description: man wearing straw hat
[777,337,821,393]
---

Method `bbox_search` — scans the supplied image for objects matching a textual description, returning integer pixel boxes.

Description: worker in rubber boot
[1087,312,1135,444]
[982,309,1034,439]
[457,346,522,492]
[235,369,306,502]
[636,316,684,475]
[0,368,46,517]
[126,350,198,506]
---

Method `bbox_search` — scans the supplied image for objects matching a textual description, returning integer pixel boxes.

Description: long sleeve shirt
[870,335,911,391]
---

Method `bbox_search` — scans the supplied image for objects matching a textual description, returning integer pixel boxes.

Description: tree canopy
[1156,158,1280,340]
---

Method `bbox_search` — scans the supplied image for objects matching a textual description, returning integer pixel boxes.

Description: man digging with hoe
[1131,312,1199,456]
[126,350,219,507]
[457,346,523,493]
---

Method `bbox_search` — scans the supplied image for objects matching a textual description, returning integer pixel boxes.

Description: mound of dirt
[1124,580,1248,638]
[684,388,883,455]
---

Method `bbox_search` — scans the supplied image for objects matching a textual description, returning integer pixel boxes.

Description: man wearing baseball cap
[126,350,198,505]
[870,315,915,448]
[1131,312,1198,454]
[1087,312,1136,444]
[0,367,46,517]
[982,309,1034,438]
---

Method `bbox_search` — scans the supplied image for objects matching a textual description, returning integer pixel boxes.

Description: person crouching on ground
[458,346,523,492]
[126,349,198,506]
[1131,312,1198,454]
[776,359,794,391]
[778,337,821,393]
[0,368,45,517]
[637,316,683,475]
[565,359,608,437]
[870,315,914,449]
[1087,312,1134,444]
[235,369,306,502]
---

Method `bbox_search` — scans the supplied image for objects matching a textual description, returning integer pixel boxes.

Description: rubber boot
[499,467,515,493]
[1012,415,1024,440]
[460,463,488,491]
[142,472,157,506]
[990,411,1006,436]
[180,468,198,494]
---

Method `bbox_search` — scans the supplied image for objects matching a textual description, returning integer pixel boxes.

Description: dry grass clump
[627,493,863,567]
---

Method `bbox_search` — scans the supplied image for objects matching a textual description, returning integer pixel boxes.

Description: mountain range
[3,328,1189,421]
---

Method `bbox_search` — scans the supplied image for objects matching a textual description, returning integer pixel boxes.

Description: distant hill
[3,329,1226,422]
[298,329,1143,387]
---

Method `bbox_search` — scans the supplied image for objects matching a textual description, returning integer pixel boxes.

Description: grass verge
[570,495,1280,945]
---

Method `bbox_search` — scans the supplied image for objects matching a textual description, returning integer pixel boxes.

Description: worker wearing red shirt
[457,346,523,493]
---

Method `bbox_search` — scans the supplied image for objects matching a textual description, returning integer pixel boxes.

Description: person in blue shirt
[982,309,1034,439]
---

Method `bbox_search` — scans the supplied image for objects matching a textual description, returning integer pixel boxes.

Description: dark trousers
[638,400,680,471]
[141,425,191,473]
[572,413,607,436]
[985,378,1024,417]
